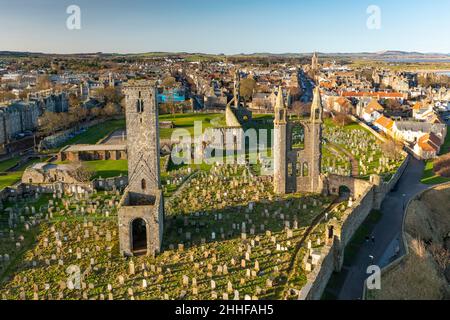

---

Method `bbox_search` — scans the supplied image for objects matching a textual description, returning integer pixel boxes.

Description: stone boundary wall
[302,156,411,300]
[93,176,128,191]
[301,184,374,300]
[0,182,93,202]
[0,175,129,202]
[373,155,410,209]
[300,243,334,300]
[349,115,388,143]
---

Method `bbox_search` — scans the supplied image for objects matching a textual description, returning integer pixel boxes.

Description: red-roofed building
[373,115,394,134]
[414,132,442,159]
[340,91,407,100]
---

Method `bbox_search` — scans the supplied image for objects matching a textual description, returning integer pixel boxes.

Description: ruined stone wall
[200,127,245,160]
[118,190,163,256]
[300,243,335,300]
[303,159,409,299]
[273,117,323,194]
[327,174,373,199]
[372,155,410,209]
[339,186,375,248]
[93,176,128,191]
[296,121,323,194]
[301,184,374,300]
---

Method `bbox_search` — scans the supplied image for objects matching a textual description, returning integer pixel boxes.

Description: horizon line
[2,50,450,57]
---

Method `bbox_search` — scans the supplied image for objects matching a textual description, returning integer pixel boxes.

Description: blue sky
[1,0,449,54]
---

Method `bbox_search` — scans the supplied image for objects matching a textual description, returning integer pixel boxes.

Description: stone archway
[338,185,351,200]
[131,218,147,255]
[291,123,305,150]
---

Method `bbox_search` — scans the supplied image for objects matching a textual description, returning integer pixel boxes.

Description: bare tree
[70,161,93,182]
[381,139,403,160]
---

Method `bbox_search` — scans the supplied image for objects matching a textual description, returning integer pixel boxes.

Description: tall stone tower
[273,86,288,194]
[233,69,241,108]
[303,86,323,194]
[118,80,164,257]
[311,52,319,71]
[273,86,324,195]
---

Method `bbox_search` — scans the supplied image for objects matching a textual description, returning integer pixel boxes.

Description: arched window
[288,162,294,176]
[302,162,309,177]
[291,124,305,150]
[136,99,144,113]
[141,179,146,190]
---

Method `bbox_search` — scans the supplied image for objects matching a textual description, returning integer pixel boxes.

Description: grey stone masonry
[273,86,324,194]
[118,80,164,257]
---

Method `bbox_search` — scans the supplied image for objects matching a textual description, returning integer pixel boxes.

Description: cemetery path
[327,141,359,176]
[336,157,427,300]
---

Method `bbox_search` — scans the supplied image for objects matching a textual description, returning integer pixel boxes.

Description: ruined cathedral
[118,81,164,257]
[273,86,324,195]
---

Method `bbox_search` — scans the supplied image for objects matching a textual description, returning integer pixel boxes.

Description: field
[350,60,450,72]
[61,119,126,147]
[84,160,128,179]
[159,113,223,140]
[421,160,450,185]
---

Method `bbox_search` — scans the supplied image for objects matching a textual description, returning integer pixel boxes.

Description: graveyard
[322,119,404,180]
[0,162,345,300]
[0,108,405,300]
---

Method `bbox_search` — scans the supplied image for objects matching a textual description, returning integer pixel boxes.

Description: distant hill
[0,50,449,61]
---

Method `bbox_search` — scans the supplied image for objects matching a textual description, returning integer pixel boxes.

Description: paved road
[337,157,428,300]
[299,70,313,103]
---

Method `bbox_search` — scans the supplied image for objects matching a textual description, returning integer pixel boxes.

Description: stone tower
[311,52,319,71]
[273,86,288,194]
[273,86,323,194]
[233,69,241,108]
[301,86,323,194]
[118,80,164,257]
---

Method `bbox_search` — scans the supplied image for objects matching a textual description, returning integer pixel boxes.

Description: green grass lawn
[0,156,20,172]
[0,172,23,190]
[439,127,450,156]
[82,160,128,179]
[159,113,223,139]
[421,160,450,185]
[61,118,125,147]
[0,157,48,190]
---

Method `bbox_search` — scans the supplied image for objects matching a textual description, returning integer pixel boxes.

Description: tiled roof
[418,133,441,152]
[366,99,384,113]
[374,115,394,130]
